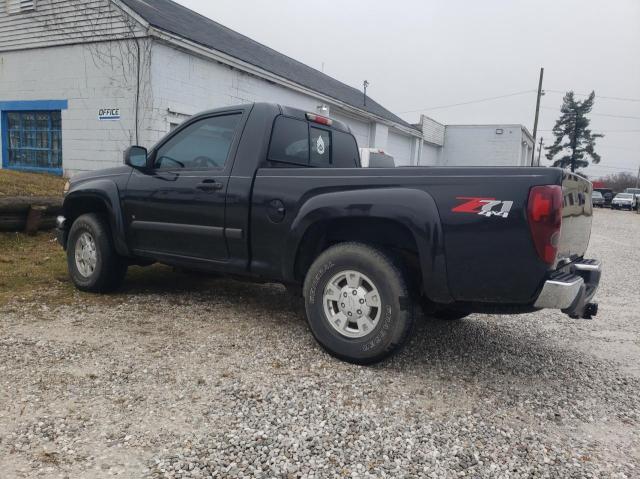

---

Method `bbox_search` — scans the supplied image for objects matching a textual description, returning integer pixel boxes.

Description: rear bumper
[534,259,601,319]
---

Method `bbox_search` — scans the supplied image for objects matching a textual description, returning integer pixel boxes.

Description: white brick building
[0,0,422,176]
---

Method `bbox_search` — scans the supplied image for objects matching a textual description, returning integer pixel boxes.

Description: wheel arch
[63,180,129,256]
[284,188,453,303]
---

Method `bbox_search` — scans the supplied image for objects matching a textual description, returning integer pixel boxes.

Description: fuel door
[267,199,286,223]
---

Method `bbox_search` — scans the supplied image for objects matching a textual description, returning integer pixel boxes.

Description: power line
[586,164,637,171]
[598,145,639,151]
[399,90,535,114]
[540,107,640,121]
[592,112,640,120]
[545,89,640,103]
[539,129,640,133]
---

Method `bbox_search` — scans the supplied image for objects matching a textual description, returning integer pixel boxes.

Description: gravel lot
[1,209,639,478]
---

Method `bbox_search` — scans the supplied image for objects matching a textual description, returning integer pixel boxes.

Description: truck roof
[190,103,352,134]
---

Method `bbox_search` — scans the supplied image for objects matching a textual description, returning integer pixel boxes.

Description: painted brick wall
[1,37,417,175]
[147,42,375,152]
[0,41,153,175]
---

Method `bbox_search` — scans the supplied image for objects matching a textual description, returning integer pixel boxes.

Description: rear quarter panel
[251,166,564,305]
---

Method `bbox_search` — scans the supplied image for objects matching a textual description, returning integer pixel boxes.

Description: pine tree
[545,91,603,172]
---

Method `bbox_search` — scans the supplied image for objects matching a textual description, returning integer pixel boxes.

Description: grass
[0,170,66,197]
[0,232,69,305]
[0,231,236,308]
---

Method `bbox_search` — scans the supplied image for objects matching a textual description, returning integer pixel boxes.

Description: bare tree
[42,0,153,144]
[596,172,637,193]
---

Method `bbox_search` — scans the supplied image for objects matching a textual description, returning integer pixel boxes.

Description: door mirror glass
[124,146,148,168]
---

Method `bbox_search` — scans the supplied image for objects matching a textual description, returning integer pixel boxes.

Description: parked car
[624,188,640,210]
[591,191,605,207]
[594,188,614,207]
[611,193,637,210]
[55,103,601,364]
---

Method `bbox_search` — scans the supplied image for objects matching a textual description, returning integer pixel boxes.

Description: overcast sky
[176,0,639,178]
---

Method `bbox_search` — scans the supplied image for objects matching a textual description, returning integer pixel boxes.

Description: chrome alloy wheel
[74,232,98,278]
[322,270,382,338]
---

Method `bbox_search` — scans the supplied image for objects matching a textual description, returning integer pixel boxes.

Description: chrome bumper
[534,259,601,319]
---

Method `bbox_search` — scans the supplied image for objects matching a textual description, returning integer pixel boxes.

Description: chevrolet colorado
[57,103,601,364]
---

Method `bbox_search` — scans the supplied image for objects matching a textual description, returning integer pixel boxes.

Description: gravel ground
[0,208,639,478]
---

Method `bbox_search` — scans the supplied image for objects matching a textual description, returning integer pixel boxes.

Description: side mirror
[124,146,148,168]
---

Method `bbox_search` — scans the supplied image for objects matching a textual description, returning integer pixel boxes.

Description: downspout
[133,37,141,145]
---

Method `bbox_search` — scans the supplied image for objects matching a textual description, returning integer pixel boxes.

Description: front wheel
[67,213,128,293]
[303,242,416,365]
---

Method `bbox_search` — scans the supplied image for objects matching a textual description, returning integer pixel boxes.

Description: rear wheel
[303,242,416,364]
[67,213,128,293]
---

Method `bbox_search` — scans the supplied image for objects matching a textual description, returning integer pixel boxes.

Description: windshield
[616,194,633,199]
[592,192,603,198]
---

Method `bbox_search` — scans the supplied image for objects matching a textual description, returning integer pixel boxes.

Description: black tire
[67,213,128,293]
[303,242,416,365]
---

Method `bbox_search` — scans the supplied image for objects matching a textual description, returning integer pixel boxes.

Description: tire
[67,213,128,293]
[303,242,416,365]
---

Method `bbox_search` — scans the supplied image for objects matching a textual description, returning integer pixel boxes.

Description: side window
[154,113,241,169]
[310,127,331,167]
[332,131,360,168]
[268,117,309,165]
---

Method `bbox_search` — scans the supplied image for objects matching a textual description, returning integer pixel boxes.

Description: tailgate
[556,172,593,264]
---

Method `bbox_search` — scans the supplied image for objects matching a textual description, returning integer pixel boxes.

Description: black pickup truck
[57,103,601,364]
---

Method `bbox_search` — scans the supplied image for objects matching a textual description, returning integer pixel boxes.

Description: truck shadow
[117,265,588,384]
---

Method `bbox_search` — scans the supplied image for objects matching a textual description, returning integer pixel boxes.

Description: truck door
[122,111,243,262]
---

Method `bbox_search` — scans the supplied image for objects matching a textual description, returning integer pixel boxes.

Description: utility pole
[536,137,543,166]
[363,80,369,106]
[531,67,544,165]
[636,164,640,188]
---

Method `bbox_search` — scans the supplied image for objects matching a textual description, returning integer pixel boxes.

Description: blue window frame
[3,111,62,174]
[1,100,67,175]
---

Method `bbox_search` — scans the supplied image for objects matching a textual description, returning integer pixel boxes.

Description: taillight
[527,185,563,265]
[305,113,333,126]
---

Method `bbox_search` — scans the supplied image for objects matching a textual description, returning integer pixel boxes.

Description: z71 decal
[452,197,514,218]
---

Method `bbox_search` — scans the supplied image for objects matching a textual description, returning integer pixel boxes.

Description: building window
[6,0,36,14]
[3,111,62,173]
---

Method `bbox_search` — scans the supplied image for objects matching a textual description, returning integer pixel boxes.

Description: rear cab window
[267,116,359,168]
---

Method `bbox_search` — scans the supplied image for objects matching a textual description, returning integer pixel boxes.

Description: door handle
[196,180,223,192]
